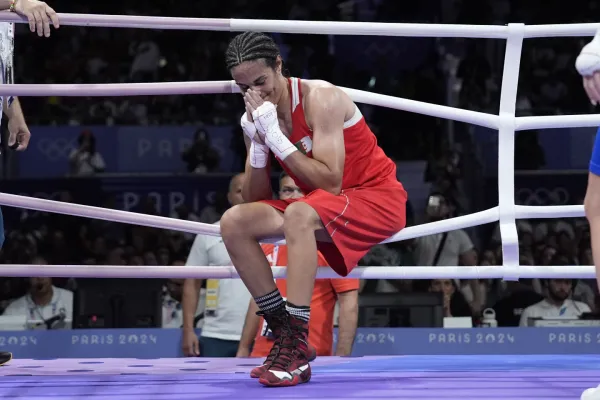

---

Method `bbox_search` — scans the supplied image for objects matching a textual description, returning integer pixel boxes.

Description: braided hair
[225,32,280,71]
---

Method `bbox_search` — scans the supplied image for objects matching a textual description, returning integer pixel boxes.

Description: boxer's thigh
[220,200,287,240]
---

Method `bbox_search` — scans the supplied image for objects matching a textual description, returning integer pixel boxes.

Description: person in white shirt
[519,279,591,327]
[68,130,106,176]
[413,193,484,314]
[181,173,252,357]
[3,262,74,327]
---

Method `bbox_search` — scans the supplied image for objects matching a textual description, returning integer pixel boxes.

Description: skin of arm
[334,289,358,356]
[280,86,346,195]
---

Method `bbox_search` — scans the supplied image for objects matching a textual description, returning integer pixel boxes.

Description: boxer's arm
[283,87,345,195]
[242,134,273,202]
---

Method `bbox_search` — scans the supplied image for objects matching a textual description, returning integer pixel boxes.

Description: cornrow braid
[225,31,280,71]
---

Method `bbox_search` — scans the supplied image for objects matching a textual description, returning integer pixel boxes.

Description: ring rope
[0,13,593,279]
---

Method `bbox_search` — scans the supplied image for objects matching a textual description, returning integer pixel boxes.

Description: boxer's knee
[221,203,285,246]
[220,204,248,243]
[283,202,323,237]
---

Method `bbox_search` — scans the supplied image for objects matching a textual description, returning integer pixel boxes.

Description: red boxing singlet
[276,78,399,191]
[260,77,407,275]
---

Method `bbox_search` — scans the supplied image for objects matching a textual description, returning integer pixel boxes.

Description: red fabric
[260,78,407,275]
[278,78,401,192]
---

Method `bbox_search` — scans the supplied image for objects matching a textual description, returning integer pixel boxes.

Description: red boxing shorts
[260,182,407,276]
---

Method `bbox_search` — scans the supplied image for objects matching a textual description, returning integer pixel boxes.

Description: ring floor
[0,355,597,399]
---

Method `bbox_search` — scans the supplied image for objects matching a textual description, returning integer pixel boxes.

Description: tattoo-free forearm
[283,151,341,195]
[335,294,358,356]
[4,97,24,122]
[182,279,202,331]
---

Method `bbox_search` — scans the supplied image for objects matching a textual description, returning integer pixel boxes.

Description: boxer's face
[231,57,283,105]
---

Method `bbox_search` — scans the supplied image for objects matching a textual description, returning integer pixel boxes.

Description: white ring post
[497,24,525,281]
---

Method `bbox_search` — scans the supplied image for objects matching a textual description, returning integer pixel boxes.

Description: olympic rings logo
[36,138,76,161]
[516,188,570,206]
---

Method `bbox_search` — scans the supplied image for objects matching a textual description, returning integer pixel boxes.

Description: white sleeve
[578,301,592,314]
[2,298,24,316]
[455,229,474,255]
[90,153,106,170]
[519,307,532,327]
[186,234,208,266]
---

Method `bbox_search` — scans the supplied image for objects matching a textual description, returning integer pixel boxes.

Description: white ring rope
[0,12,597,38]
[0,13,594,279]
[0,264,591,280]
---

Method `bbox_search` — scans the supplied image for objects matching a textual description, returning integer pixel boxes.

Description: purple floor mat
[0,355,598,399]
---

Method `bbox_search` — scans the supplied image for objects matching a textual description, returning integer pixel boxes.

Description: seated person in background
[236,172,360,377]
[3,265,73,329]
[549,254,595,311]
[519,279,591,327]
[492,278,544,327]
[162,278,191,329]
[428,279,472,318]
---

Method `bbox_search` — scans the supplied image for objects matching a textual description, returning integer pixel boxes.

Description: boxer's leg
[258,202,332,387]
[220,202,284,298]
[282,202,328,310]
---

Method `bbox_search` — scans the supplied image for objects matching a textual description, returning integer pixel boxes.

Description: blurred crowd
[0,0,597,339]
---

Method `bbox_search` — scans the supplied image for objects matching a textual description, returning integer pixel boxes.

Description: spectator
[519,279,591,327]
[68,130,106,176]
[181,127,221,174]
[2,258,74,329]
[428,279,473,319]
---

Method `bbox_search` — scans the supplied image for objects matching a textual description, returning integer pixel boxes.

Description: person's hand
[181,329,200,357]
[13,0,60,38]
[7,117,30,151]
[245,89,273,142]
[244,89,265,116]
[443,293,451,314]
[240,111,265,146]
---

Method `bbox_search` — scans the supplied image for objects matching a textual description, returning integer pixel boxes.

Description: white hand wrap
[241,112,269,168]
[576,30,600,76]
[241,112,259,141]
[249,141,269,168]
[252,102,298,161]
